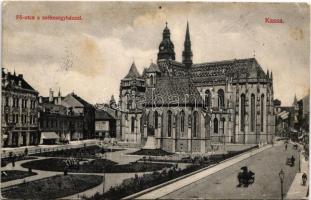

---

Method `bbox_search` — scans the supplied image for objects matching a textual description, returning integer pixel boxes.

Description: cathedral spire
[182,21,193,68]
[157,22,175,61]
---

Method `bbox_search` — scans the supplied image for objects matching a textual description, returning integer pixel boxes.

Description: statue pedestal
[142,136,157,149]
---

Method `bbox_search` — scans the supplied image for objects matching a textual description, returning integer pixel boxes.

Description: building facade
[116,23,276,153]
[39,89,95,140]
[95,107,116,139]
[1,69,39,147]
[38,101,84,143]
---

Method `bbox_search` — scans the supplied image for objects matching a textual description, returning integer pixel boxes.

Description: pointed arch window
[240,94,246,132]
[205,115,210,139]
[154,111,158,129]
[167,110,172,137]
[193,111,199,138]
[180,111,185,135]
[251,94,255,132]
[261,94,265,132]
[150,75,154,85]
[140,114,145,134]
[131,116,135,133]
[205,90,211,107]
[218,89,225,109]
[214,118,219,134]
[220,118,225,134]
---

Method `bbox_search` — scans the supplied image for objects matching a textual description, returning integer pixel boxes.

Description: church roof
[190,58,270,86]
[124,62,141,79]
[144,76,203,106]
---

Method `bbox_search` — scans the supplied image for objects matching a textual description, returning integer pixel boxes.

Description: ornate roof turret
[110,95,116,107]
[124,62,141,79]
[146,62,161,73]
[157,22,176,61]
[182,22,193,68]
[267,69,269,79]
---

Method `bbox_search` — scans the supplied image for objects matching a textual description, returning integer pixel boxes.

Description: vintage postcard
[1,1,310,199]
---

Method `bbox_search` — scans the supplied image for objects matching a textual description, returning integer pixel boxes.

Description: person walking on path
[12,154,16,167]
[302,173,307,186]
[285,143,288,151]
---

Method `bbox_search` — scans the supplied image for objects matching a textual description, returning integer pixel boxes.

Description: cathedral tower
[182,22,193,68]
[157,22,176,61]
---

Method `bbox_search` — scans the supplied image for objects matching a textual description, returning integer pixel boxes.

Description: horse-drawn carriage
[237,166,255,187]
[286,156,295,167]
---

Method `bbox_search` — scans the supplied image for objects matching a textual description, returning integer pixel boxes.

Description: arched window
[205,90,211,107]
[205,115,210,139]
[218,89,225,109]
[161,113,164,137]
[167,110,172,137]
[126,94,131,110]
[193,111,199,138]
[220,118,225,134]
[150,75,154,85]
[214,118,218,134]
[240,94,246,132]
[154,111,158,129]
[140,114,145,134]
[131,116,135,133]
[261,94,265,132]
[251,94,255,132]
[180,111,185,135]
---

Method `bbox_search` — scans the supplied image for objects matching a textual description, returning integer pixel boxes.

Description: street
[162,142,299,199]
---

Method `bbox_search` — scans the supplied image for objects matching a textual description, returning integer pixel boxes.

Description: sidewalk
[1,139,99,158]
[1,157,62,189]
[124,144,272,200]
[286,145,309,199]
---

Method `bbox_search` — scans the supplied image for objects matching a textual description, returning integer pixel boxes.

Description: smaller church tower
[157,22,176,61]
[182,22,193,68]
[119,62,146,111]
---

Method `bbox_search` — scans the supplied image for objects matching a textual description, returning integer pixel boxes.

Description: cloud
[2,2,310,106]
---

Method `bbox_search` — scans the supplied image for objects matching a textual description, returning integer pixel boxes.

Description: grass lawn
[129,149,173,156]
[1,170,37,182]
[1,156,38,167]
[1,174,103,199]
[21,158,173,173]
[32,145,123,158]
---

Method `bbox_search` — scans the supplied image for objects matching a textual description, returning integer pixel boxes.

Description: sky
[2,2,310,106]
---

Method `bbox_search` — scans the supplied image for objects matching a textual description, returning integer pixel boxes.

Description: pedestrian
[285,143,288,151]
[12,154,16,167]
[302,173,307,186]
[291,155,295,166]
[24,148,28,156]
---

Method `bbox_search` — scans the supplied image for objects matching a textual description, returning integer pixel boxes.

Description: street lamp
[279,169,285,200]
[298,148,301,173]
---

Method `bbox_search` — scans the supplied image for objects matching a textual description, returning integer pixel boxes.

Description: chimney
[56,88,62,105]
[49,88,54,102]
[4,73,9,86]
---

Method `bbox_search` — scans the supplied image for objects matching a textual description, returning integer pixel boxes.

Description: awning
[278,111,289,120]
[278,111,287,117]
[280,113,289,120]
[41,132,60,139]
[290,128,299,133]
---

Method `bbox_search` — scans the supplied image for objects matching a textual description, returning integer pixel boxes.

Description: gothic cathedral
[115,22,276,153]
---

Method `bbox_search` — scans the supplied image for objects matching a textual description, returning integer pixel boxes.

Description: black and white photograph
[1,1,310,199]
